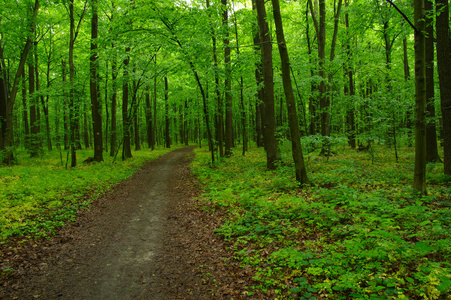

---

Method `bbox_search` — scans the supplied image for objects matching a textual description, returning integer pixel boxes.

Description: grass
[0,145,183,242]
[191,140,451,299]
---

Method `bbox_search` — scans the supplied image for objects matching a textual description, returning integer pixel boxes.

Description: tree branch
[385,0,418,33]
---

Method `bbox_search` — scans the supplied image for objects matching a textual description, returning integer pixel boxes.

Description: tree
[435,0,451,175]
[271,0,310,185]
[413,0,427,194]
[90,0,103,162]
[0,0,40,164]
[254,0,279,170]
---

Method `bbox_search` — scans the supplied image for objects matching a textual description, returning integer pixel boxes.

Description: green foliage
[192,145,451,299]
[0,147,180,242]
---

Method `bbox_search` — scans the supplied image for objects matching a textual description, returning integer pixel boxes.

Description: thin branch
[385,0,418,33]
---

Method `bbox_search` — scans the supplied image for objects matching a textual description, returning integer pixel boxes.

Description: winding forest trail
[1,147,247,299]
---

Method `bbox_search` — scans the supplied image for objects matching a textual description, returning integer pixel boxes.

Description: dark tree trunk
[206,0,224,157]
[255,0,279,169]
[145,86,153,149]
[271,0,310,184]
[251,3,264,148]
[110,51,117,157]
[122,49,132,160]
[29,63,39,157]
[62,60,69,150]
[21,72,30,150]
[318,0,328,138]
[344,0,356,148]
[164,77,170,149]
[413,0,427,194]
[404,38,413,147]
[435,0,451,175]
[90,0,103,162]
[153,56,157,149]
[222,0,233,157]
[83,110,89,149]
[424,0,441,162]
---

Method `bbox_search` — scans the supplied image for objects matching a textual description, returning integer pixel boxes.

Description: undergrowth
[0,146,181,242]
[191,140,451,299]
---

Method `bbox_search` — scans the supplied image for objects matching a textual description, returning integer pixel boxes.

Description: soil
[0,147,260,300]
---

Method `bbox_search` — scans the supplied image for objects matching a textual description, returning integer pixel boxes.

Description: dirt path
[1,147,250,299]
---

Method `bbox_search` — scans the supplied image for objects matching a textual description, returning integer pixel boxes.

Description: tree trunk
[29,63,39,157]
[206,0,224,157]
[62,60,69,150]
[413,0,427,194]
[404,38,413,147]
[271,0,310,185]
[122,49,132,160]
[344,0,356,148]
[21,72,30,150]
[435,0,451,175]
[252,1,264,148]
[146,86,153,149]
[318,0,328,138]
[255,0,279,170]
[90,0,103,162]
[110,51,117,157]
[164,77,170,149]
[222,0,233,157]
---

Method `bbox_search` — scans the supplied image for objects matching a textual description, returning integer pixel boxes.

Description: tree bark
[29,63,39,157]
[90,0,103,162]
[344,0,356,148]
[318,0,328,138]
[413,0,427,194]
[255,0,279,169]
[122,50,132,160]
[21,72,30,150]
[164,77,171,149]
[271,0,310,184]
[222,0,233,157]
[435,0,451,175]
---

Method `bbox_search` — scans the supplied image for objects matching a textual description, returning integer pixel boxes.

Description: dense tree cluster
[0,0,449,192]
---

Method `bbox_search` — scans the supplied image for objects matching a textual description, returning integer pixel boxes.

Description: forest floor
[1,147,248,299]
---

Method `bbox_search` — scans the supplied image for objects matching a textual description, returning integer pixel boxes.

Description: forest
[0,0,451,298]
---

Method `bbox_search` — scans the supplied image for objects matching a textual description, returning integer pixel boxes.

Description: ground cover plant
[0,146,181,242]
[192,141,451,299]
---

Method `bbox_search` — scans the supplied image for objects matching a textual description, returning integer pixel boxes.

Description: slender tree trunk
[271,0,310,184]
[344,0,356,148]
[34,45,51,151]
[255,0,279,169]
[83,109,89,149]
[423,0,440,162]
[413,0,427,194]
[164,77,170,148]
[21,72,30,150]
[435,0,451,175]
[62,60,69,150]
[318,0,328,138]
[90,0,103,162]
[252,1,264,147]
[222,0,233,157]
[146,86,153,149]
[404,38,413,147]
[184,100,189,146]
[206,0,224,157]
[29,63,39,157]
[153,55,157,149]
[122,49,132,160]
[110,50,117,157]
